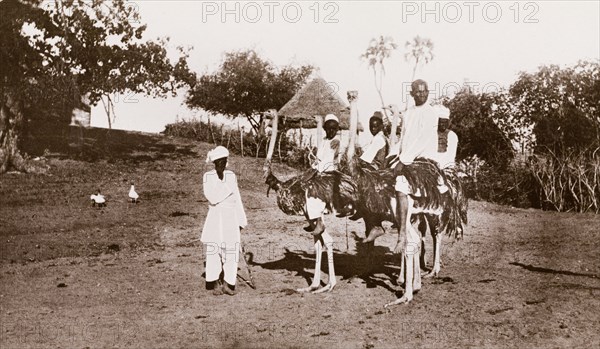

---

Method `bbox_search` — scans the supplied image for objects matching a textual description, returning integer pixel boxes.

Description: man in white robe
[386,80,442,250]
[201,146,248,295]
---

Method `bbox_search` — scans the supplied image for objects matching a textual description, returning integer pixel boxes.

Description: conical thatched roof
[278,77,355,130]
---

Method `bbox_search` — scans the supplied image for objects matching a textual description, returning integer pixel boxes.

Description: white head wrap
[434,105,450,119]
[324,114,339,124]
[205,146,229,163]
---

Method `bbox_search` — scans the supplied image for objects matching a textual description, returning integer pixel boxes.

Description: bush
[530,149,600,213]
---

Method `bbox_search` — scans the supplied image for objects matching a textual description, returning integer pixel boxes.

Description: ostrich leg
[386,197,422,307]
[424,223,442,278]
[297,235,323,293]
[312,230,336,293]
[360,218,378,276]
[418,215,428,270]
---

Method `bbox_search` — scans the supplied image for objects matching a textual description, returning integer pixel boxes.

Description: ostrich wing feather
[277,176,307,216]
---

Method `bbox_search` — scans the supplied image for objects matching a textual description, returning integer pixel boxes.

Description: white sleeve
[360,136,386,163]
[441,131,459,168]
[203,172,233,206]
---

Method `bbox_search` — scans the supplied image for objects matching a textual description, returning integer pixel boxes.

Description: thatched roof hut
[277,77,362,131]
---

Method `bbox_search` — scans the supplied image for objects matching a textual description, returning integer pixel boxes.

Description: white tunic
[428,130,459,169]
[312,137,340,173]
[360,131,387,164]
[200,170,247,247]
[398,104,441,165]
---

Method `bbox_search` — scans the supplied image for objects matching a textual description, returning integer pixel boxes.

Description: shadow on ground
[247,234,404,296]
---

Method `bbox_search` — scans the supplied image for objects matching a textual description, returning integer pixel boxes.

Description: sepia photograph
[1,0,599,348]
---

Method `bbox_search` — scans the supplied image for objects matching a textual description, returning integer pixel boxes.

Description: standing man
[201,146,248,296]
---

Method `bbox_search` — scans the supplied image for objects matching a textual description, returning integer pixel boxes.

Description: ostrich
[263,109,358,294]
[415,171,468,278]
[344,92,465,306]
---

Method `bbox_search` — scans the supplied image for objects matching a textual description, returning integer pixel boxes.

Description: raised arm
[203,172,233,206]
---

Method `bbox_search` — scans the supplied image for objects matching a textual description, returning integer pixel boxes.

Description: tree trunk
[0,92,26,173]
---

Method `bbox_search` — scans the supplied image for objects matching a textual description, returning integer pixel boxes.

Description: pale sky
[89,0,600,133]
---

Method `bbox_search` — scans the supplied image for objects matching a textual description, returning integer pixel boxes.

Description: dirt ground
[1,132,600,348]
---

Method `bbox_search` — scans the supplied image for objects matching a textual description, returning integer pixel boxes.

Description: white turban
[205,146,229,163]
[324,114,339,123]
[434,105,450,119]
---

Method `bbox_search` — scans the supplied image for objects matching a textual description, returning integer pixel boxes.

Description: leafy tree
[0,0,195,172]
[185,49,313,134]
[486,90,534,155]
[443,89,515,166]
[509,61,600,154]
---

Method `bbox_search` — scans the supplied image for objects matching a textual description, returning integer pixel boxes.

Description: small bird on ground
[129,182,139,204]
[90,190,106,207]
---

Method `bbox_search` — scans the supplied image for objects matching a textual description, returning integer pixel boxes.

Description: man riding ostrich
[343,89,451,306]
[361,102,467,279]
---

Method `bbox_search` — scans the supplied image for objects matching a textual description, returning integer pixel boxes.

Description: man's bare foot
[362,227,385,243]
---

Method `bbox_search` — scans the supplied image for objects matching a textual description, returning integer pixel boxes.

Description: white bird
[129,183,139,203]
[90,190,106,207]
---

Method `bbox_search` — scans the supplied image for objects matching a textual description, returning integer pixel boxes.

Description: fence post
[208,116,214,144]
[239,118,244,157]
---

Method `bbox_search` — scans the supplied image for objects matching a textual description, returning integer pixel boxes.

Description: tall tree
[0,0,195,172]
[360,35,397,123]
[404,35,434,82]
[185,49,313,134]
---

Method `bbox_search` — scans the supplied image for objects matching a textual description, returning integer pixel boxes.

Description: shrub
[530,148,600,213]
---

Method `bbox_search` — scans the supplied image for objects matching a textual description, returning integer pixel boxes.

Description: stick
[345,217,349,251]
[239,118,244,157]
[240,245,256,289]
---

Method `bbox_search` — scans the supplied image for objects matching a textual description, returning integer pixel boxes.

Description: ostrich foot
[296,285,320,293]
[384,294,413,308]
[311,283,336,294]
[303,224,316,232]
[423,263,440,278]
[423,270,439,279]
[413,278,422,292]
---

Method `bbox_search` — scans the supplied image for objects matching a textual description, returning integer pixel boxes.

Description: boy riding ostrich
[264,110,358,294]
